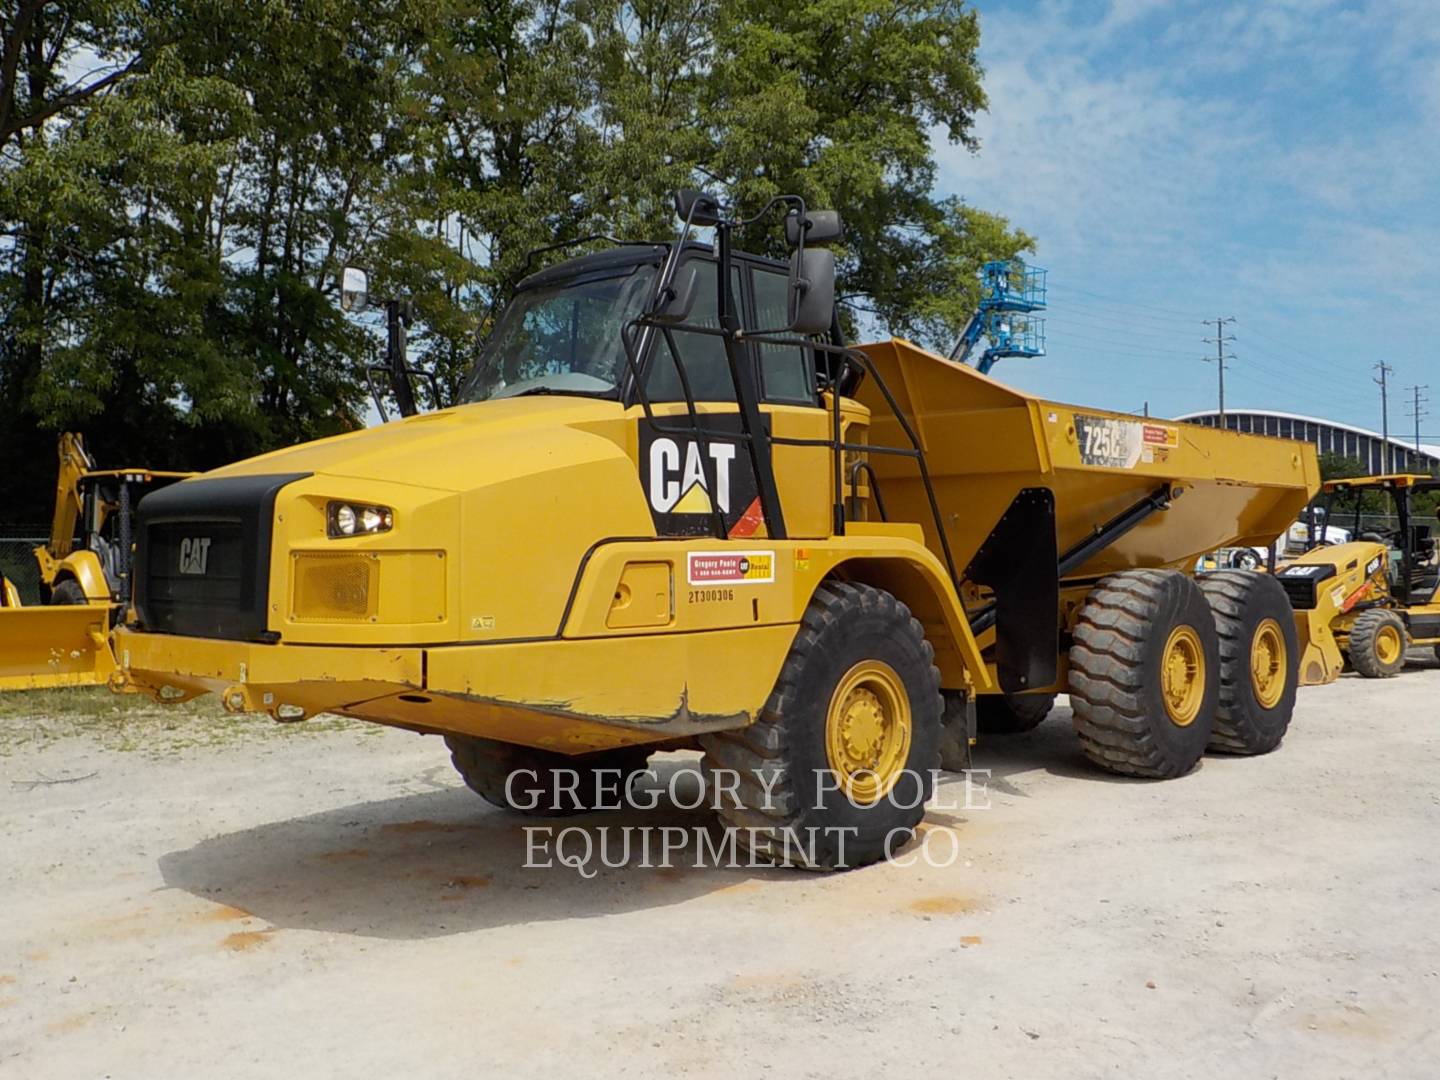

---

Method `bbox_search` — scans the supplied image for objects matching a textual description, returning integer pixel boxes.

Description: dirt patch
[909,895,980,916]
[221,931,273,952]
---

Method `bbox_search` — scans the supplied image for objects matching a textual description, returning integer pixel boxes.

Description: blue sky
[933,0,1440,442]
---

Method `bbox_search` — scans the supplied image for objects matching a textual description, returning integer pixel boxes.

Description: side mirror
[340,266,369,313]
[674,188,724,227]
[649,265,699,324]
[785,209,844,246]
[788,246,836,336]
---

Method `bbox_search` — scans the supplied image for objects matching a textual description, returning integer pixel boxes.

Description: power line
[1044,328,1198,358]
[1044,313,1199,343]
[1046,284,1199,319]
[1374,361,1394,473]
[1202,317,1237,424]
[1046,295,1200,329]
[1405,384,1430,453]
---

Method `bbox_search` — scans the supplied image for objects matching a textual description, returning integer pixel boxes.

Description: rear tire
[699,581,941,870]
[1068,570,1218,779]
[50,579,87,605]
[445,736,650,816]
[1198,571,1299,755]
[975,692,1056,734]
[1347,609,1408,678]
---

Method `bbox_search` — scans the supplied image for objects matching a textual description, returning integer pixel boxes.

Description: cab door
[634,255,834,540]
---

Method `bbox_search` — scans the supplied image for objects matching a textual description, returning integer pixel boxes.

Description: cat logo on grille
[178,537,212,575]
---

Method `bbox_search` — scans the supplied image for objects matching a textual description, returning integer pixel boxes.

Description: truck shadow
[157,714,1176,941]
[157,757,799,941]
[967,702,1144,790]
[1402,648,1440,671]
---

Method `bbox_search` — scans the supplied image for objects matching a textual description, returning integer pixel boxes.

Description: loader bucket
[854,339,1318,576]
[0,604,117,691]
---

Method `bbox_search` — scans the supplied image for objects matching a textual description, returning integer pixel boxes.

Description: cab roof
[516,240,787,292]
[1322,473,1440,493]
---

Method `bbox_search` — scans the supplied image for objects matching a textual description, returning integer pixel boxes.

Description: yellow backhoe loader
[0,434,191,691]
[34,432,194,605]
[110,190,1318,868]
[1278,474,1440,679]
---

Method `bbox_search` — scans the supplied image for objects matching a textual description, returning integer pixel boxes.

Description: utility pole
[1405,384,1430,453]
[1202,318,1236,427]
[1374,361,1394,473]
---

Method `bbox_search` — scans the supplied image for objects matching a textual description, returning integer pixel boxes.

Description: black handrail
[619,304,965,599]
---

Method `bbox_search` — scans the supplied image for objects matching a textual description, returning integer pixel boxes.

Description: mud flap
[964,487,1059,694]
[0,604,117,691]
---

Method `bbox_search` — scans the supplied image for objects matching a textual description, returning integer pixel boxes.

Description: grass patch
[0,686,373,757]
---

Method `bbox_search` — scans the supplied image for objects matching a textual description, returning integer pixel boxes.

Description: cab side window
[751,268,814,403]
[645,260,743,403]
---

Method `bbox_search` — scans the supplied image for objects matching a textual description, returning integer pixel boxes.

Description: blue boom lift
[948,260,1047,375]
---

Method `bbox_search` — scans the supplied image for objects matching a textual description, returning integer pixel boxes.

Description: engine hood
[199,397,631,492]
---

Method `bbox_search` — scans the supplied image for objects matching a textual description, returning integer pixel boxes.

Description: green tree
[0,0,1029,521]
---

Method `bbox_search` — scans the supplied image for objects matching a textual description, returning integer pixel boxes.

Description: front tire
[1347,609,1408,678]
[1068,570,1219,779]
[50,579,87,605]
[1198,571,1299,755]
[445,736,650,816]
[699,581,941,870]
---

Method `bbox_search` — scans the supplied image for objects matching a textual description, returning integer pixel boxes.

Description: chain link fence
[0,525,48,604]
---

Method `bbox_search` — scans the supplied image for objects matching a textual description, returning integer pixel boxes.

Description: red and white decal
[687,550,775,586]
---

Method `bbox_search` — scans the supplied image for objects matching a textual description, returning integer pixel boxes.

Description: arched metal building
[1174,409,1440,475]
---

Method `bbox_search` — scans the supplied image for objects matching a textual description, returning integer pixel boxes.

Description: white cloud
[924,0,1440,421]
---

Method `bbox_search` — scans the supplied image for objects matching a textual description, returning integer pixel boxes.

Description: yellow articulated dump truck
[111,190,1318,869]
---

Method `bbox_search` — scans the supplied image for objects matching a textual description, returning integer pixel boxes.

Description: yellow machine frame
[1278,474,1440,680]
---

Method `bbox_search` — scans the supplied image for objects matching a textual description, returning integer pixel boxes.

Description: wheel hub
[839,689,887,763]
[1376,625,1402,666]
[1161,625,1205,727]
[825,661,912,802]
[1250,618,1287,709]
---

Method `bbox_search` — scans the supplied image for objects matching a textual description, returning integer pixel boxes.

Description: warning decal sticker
[1142,423,1179,448]
[687,551,776,586]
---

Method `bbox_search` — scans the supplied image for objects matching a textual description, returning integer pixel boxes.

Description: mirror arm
[734,193,805,230]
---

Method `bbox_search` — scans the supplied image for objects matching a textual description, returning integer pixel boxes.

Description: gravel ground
[2,652,1438,1079]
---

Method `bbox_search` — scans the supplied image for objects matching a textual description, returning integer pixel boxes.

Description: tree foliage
[0,0,1029,520]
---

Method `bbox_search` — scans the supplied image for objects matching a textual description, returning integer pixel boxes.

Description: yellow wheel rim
[1250,618,1287,710]
[825,660,912,803]
[1161,625,1206,727]
[1375,624,1403,666]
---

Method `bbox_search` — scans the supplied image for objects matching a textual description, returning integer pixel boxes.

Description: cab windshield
[458,264,656,403]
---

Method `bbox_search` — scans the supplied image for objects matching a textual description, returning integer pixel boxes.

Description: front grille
[1275,563,1336,611]
[1278,575,1318,610]
[133,473,308,641]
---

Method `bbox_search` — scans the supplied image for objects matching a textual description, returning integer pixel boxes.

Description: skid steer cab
[113,187,1318,871]
[1277,474,1440,680]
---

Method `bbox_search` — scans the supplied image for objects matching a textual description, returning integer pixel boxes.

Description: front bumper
[111,623,796,754]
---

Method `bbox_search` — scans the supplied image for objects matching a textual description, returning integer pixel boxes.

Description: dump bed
[855,340,1319,577]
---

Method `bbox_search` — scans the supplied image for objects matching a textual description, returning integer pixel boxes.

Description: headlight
[326,501,393,538]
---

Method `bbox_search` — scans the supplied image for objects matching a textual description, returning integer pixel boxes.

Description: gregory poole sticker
[687,551,775,586]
